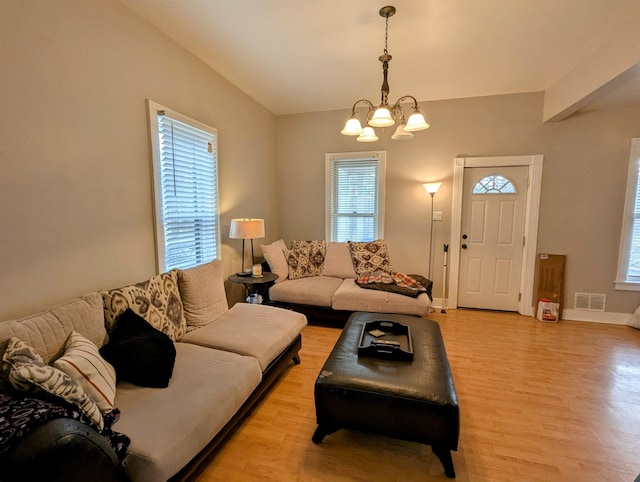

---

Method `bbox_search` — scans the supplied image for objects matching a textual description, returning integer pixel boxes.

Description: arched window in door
[472,175,517,194]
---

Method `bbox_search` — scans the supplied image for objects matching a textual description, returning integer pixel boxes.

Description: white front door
[458,166,528,310]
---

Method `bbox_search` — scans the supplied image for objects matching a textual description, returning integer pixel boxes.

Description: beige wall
[2,1,639,320]
[276,93,640,314]
[0,0,277,319]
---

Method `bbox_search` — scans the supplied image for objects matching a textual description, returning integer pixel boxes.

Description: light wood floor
[195,310,640,481]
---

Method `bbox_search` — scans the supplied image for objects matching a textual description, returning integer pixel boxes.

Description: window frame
[324,151,386,242]
[147,99,220,273]
[615,137,640,291]
[472,175,517,194]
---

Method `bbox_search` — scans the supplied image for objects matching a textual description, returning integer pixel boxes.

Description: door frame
[449,155,543,316]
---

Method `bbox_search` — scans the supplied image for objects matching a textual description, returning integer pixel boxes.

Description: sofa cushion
[268,276,343,307]
[53,331,117,413]
[99,309,176,388]
[285,246,313,280]
[322,242,358,278]
[348,240,393,275]
[331,279,430,316]
[177,259,228,329]
[181,303,307,371]
[3,337,104,430]
[101,270,187,341]
[0,293,108,364]
[290,240,326,276]
[114,343,261,482]
[260,239,288,283]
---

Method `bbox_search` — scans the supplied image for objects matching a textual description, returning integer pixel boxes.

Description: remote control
[371,339,400,347]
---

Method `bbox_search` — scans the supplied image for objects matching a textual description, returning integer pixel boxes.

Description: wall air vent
[574,293,606,312]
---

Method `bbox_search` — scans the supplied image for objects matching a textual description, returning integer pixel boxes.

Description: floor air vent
[574,292,606,312]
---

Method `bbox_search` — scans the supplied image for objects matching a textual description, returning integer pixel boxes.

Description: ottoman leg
[311,424,339,444]
[432,445,455,478]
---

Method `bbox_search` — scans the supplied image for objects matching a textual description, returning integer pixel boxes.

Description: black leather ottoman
[312,312,460,478]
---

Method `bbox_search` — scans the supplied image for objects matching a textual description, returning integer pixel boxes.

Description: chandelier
[341,5,430,142]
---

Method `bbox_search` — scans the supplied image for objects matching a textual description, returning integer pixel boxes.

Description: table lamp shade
[229,219,265,240]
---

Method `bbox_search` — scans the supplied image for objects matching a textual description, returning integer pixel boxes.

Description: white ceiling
[120,0,640,119]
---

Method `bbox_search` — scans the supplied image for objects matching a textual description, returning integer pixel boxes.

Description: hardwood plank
[195,310,640,481]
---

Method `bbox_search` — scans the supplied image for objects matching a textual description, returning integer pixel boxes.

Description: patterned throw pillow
[54,331,116,413]
[290,240,326,276]
[3,337,104,430]
[101,270,187,341]
[285,247,313,280]
[348,240,393,276]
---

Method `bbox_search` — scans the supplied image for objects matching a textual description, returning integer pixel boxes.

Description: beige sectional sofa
[0,259,306,482]
[261,240,431,321]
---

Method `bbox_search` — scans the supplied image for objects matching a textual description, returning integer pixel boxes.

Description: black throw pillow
[100,308,176,388]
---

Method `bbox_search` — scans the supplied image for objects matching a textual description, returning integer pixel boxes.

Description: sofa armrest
[4,418,128,482]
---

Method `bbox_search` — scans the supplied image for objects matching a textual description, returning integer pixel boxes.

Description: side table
[228,272,278,302]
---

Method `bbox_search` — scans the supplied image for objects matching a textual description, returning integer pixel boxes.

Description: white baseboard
[431,300,632,326]
[561,309,631,325]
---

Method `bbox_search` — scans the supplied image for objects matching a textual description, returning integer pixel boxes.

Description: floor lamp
[229,218,265,274]
[423,182,442,281]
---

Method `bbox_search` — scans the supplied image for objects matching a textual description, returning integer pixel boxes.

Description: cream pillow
[177,259,229,328]
[54,331,116,414]
[322,242,358,278]
[260,239,288,283]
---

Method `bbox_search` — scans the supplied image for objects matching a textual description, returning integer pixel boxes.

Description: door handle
[461,244,467,249]
[462,234,468,239]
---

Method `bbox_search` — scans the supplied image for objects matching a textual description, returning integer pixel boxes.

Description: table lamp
[229,218,265,274]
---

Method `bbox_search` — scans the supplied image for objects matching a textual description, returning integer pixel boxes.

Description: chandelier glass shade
[341,6,430,142]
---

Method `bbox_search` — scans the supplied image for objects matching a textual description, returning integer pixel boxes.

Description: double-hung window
[616,137,640,290]
[325,151,386,242]
[147,100,220,272]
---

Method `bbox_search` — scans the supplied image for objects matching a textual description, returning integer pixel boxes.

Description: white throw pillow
[54,331,116,414]
[322,242,358,279]
[260,239,289,283]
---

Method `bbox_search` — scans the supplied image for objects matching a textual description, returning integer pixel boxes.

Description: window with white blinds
[616,137,640,290]
[148,100,220,272]
[325,151,386,242]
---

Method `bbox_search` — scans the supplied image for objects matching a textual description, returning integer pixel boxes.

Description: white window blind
[616,138,640,290]
[325,152,386,242]
[630,162,640,280]
[148,100,219,272]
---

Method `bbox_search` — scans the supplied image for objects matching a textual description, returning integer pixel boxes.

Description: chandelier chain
[384,15,389,55]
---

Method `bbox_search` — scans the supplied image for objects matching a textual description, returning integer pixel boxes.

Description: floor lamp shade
[423,182,442,195]
[229,218,265,272]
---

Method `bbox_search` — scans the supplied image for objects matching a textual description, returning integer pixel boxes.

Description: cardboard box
[534,254,565,320]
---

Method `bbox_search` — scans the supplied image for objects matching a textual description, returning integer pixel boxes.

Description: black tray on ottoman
[358,319,414,361]
[312,312,459,478]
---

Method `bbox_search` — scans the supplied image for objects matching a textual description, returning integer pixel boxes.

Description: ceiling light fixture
[341,5,430,142]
